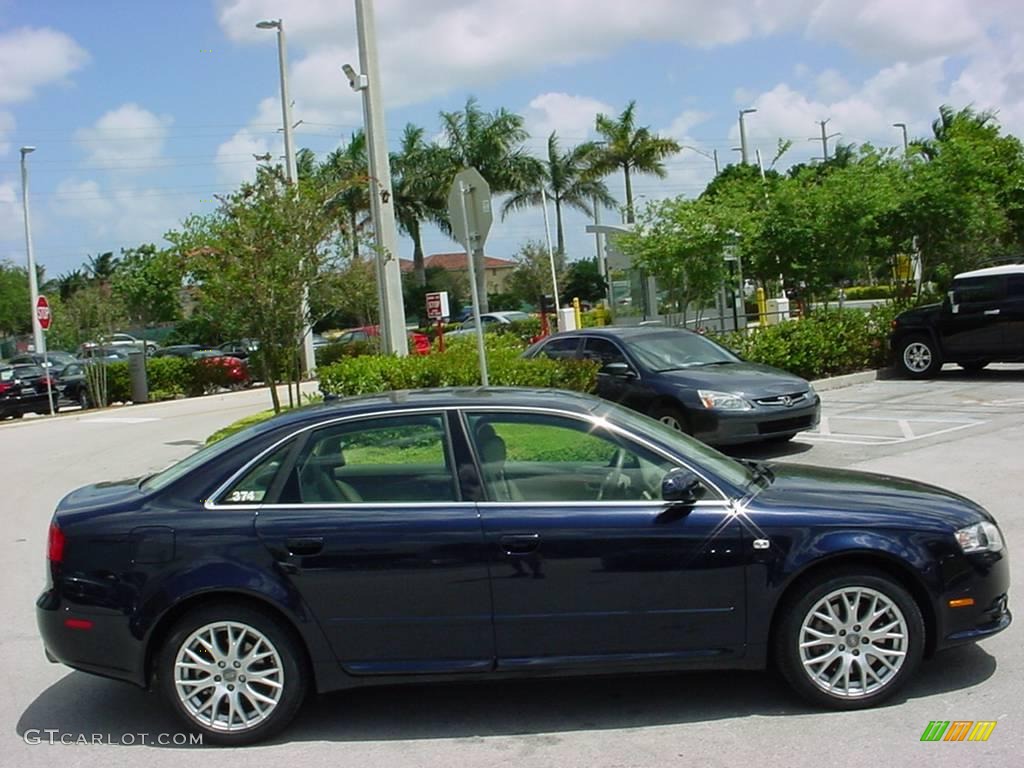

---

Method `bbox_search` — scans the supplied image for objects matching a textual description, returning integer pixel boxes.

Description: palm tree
[917,105,999,160]
[501,132,617,255]
[84,251,118,287]
[590,101,681,223]
[52,269,88,301]
[316,132,370,258]
[391,124,447,287]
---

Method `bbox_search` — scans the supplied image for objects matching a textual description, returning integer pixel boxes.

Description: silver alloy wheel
[174,620,284,732]
[658,414,683,431]
[902,341,932,373]
[798,586,909,698]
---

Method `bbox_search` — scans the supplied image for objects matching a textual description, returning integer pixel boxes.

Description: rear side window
[1007,274,1024,299]
[217,441,295,504]
[537,337,581,360]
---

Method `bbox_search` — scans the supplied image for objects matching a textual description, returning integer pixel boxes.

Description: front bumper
[690,397,821,446]
[935,549,1012,651]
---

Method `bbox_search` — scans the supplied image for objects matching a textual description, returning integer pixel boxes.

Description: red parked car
[335,326,432,355]
[192,350,251,388]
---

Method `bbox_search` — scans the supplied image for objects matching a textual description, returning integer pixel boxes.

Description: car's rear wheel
[159,604,307,746]
[651,403,689,433]
[775,569,924,709]
[897,335,941,378]
[78,389,91,409]
[959,361,989,373]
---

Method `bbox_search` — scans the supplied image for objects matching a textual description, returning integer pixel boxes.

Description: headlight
[806,382,817,398]
[955,522,1004,554]
[698,390,752,411]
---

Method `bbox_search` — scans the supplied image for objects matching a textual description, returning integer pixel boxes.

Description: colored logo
[920,721,997,742]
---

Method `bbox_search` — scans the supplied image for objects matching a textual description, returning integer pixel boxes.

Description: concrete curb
[811,368,893,392]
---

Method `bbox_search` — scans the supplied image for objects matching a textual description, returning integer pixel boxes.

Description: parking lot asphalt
[2,368,1022,768]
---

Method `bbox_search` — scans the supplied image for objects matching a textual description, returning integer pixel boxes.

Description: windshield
[601,402,754,490]
[140,417,282,493]
[627,331,740,372]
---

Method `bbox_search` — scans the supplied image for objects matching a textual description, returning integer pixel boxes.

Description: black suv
[891,265,1024,377]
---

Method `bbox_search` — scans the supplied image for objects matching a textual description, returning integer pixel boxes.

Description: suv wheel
[159,604,308,746]
[898,335,941,378]
[775,569,924,709]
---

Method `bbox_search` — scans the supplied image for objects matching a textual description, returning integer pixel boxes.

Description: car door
[1006,274,1024,357]
[253,411,494,675]
[582,336,651,411]
[941,275,1008,359]
[460,409,745,669]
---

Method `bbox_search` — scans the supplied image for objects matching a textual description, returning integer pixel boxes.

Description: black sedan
[55,362,91,409]
[37,389,1010,744]
[525,327,820,445]
[0,365,52,418]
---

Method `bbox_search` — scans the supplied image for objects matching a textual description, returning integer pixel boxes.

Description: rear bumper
[36,588,146,687]
[691,398,821,446]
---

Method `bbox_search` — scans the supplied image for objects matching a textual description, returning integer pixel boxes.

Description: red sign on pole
[425,291,450,321]
[36,295,51,331]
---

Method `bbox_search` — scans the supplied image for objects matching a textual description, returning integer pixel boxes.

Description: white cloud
[74,104,174,171]
[0,111,14,155]
[0,180,21,242]
[0,27,90,105]
[214,126,271,187]
[51,177,191,245]
[522,92,614,142]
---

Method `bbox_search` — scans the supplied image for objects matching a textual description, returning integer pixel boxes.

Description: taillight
[0,382,11,395]
[47,522,65,563]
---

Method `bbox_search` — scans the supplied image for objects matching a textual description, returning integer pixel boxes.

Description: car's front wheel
[158,604,308,746]
[775,569,924,709]
[897,335,941,378]
[651,403,690,433]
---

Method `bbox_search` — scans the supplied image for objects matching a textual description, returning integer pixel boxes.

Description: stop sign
[36,295,51,331]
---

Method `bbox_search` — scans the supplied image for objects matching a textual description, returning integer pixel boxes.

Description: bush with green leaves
[717,305,899,380]
[318,334,598,398]
[93,354,247,404]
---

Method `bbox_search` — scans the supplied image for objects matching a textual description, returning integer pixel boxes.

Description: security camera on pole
[447,167,493,385]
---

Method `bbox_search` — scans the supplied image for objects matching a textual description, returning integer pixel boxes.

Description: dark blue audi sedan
[37,388,1010,745]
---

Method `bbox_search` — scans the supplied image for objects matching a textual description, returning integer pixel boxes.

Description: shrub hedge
[319,334,599,398]
[717,304,899,380]
[99,356,244,404]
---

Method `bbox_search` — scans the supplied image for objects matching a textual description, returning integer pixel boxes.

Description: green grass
[205,409,279,445]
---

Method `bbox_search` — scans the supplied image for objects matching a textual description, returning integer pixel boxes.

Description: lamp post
[256,18,318,375]
[683,145,719,174]
[893,122,909,156]
[20,146,45,356]
[343,0,408,356]
[738,108,757,165]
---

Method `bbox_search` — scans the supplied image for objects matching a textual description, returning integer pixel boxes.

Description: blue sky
[1,0,1022,279]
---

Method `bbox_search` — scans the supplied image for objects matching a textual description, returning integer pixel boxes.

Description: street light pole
[540,187,561,324]
[350,0,408,356]
[256,18,317,375]
[893,122,909,156]
[739,108,757,165]
[20,146,45,356]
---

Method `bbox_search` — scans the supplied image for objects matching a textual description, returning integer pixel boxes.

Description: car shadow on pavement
[724,439,815,461]
[16,644,996,747]
[936,365,1024,381]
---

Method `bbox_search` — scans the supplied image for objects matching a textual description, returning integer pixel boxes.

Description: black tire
[959,361,989,373]
[896,335,942,379]
[650,403,690,433]
[774,568,924,710]
[158,603,308,746]
[77,389,91,409]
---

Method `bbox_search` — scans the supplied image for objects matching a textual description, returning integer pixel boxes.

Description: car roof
[954,264,1024,279]
[542,325,698,340]
[260,387,604,431]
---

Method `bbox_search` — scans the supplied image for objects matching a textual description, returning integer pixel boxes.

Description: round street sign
[36,295,51,331]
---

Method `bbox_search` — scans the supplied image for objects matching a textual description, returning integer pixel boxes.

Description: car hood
[658,361,809,398]
[894,302,942,324]
[747,462,993,530]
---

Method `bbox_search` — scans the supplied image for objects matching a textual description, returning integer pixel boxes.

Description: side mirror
[661,467,705,505]
[600,361,636,378]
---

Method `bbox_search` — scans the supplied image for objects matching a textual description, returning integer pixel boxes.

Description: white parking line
[82,416,162,424]
[802,416,984,445]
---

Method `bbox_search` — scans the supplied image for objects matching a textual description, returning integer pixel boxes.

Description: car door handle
[499,533,540,556]
[285,537,324,556]
[983,309,1000,315]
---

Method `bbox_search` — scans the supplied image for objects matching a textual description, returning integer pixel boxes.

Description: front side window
[583,337,627,365]
[465,412,678,503]
[288,414,457,504]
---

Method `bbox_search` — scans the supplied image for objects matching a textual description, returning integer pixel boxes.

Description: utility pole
[739,108,757,165]
[811,118,840,162]
[256,18,317,374]
[351,0,408,356]
[893,122,909,156]
[20,146,44,356]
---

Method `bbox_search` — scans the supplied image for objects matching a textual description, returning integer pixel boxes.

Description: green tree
[391,124,447,287]
[166,168,341,413]
[317,131,370,259]
[84,251,118,285]
[111,244,183,325]
[562,257,607,304]
[507,240,565,309]
[0,261,30,337]
[590,101,681,223]
[501,132,616,255]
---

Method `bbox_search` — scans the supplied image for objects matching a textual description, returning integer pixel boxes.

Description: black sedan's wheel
[651,403,689,433]
[898,335,941,378]
[159,604,307,746]
[77,389,91,409]
[775,569,924,709]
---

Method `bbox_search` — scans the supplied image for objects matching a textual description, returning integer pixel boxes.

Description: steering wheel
[597,447,628,501]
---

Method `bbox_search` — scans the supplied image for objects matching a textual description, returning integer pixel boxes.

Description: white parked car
[445,311,530,337]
